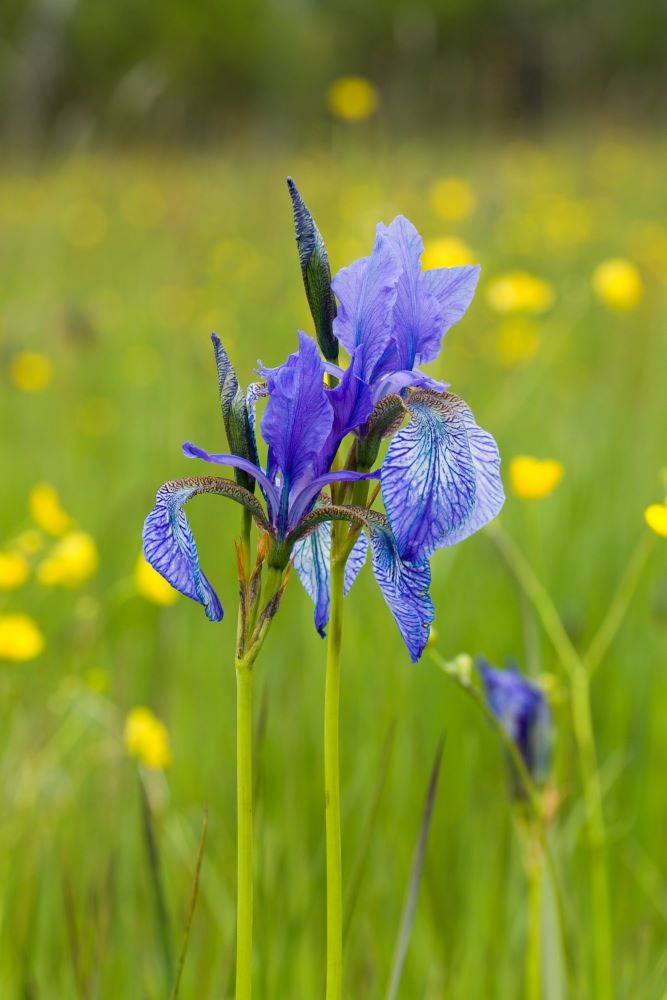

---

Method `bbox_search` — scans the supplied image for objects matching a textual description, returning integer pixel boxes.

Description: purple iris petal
[371,367,447,403]
[288,468,381,531]
[420,265,480,364]
[260,331,333,495]
[293,524,368,636]
[477,659,552,783]
[368,521,434,662]
[142,482,223,621]
[293,522,331,637]
[182,442,280,521]
[321,363,374,470]
[381,391,504,562]
[332,227,400,382]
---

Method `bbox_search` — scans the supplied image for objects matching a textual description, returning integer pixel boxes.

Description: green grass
[1,130,666,998]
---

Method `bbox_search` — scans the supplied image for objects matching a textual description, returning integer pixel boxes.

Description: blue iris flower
[143,186,504,663]
[143,330,434,658]
[477,658,552,786]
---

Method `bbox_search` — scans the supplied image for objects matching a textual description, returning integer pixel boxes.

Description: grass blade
[385,735,445,1000]
[343,719,396,944]
[139,775,174,989]
[169,809,209,1000]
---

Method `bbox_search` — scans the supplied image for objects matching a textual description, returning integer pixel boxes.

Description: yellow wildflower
[0,614,45,661]
[13,530,44,555]
[135,554,178,606]
[644,501,667,539]
[592,258,643,311]
[0,551,29,590]
[495,318,540,367]
[326,76,379,122]
[486,272,555,315]
[510,456,564,500]
[124,707,172,770]
[37,531,98,587]
[429,177,476,222]
[29,483,73,536]
[422,236,475,269]
[9,352,54,392]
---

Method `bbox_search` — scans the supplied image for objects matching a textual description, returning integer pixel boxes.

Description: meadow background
[1,2,667,998]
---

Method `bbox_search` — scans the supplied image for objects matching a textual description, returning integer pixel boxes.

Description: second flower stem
[235,661,253,1000]
[324,541,346,1000]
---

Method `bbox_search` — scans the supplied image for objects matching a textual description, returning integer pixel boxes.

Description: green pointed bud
[287,177,339,364]
[211,333,259,494]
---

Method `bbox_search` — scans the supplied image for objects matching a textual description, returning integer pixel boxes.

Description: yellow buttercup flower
[495,318,540,367]
[124,707,172,770]
[37,531,98,587]
[510,456,564,500]
[135,554,178,606]
[429,177,476,222]
[9,352,54,392]
[592,258,643,311]
[486,272,555,315]
[0,551,29,590]
[29,483,73,536]
[327,76,379,122]
[0,614,45,661]
[422,236,475,269]
[644,501,667,538]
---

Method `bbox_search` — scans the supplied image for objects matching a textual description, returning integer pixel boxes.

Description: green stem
[525,833,543,1000]
[490,526,613,997]
[324,539,345,1000]
[235,662,253,1000]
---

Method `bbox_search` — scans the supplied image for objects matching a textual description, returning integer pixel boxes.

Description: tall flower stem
[234,554,284,1000]
[521,824,544,1000]
[324,528,346,1000]
[235,659,253,1000]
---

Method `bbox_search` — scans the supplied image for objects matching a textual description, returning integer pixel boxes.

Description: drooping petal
[332,227,400,381]
[381,389,504,562]
[368,517,434,663]
[287,178,339,363]
[142,480,224,621]
[289,504,434,662]
[344,530,368,595]
[182,442,280,522]
[292,522,331,637]
[419,264,480,364]
[260,331,333,491]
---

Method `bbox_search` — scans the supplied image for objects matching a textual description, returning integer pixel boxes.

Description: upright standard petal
[142,480,224,621]
[332,227,400,381]
[322,361,373,469]
[260,331,333,490]
[287,178,339,363]
[419,264,480,364]
[379,216,480,370]
[382,389,504,562]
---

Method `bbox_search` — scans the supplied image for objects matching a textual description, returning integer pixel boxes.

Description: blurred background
[1,1,666,998]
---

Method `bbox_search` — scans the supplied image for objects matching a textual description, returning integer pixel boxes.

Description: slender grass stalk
[489,526,613,998]
[170,810,209,1000]
[324,534,346,1000]
[385,736,444,1000]
[139,775,174,990]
